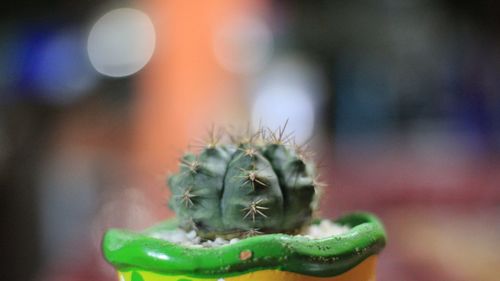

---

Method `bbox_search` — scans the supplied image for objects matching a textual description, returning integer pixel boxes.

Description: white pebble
[151,220,350,248]
[214,237,226,244]
[186,230,197,239]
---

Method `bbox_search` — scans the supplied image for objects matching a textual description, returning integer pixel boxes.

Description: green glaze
[102,212,386,278]
[131,271,145,281]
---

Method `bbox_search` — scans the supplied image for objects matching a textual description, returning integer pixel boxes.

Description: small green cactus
[167,125,320,239]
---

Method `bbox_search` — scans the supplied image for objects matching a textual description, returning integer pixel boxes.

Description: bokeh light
[35,30,96,104]
[251,57,321,144]
[213,16,273,75]
[87,8,155,78]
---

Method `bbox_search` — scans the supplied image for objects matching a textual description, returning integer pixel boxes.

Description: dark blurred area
[1,1,499,281]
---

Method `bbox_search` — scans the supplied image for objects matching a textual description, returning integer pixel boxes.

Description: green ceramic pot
[102,212,386,281]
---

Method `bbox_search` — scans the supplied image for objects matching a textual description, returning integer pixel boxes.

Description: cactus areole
[102,126,387,281]
[168,127,318,239]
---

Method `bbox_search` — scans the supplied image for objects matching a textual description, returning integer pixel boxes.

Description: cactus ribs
[167,124,321,239]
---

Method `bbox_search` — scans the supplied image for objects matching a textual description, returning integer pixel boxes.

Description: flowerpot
[102,212,386,281]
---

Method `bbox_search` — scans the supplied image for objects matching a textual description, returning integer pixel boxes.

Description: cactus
[167,125,320,239]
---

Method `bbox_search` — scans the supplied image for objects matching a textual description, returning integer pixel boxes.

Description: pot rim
[102,212,386,277]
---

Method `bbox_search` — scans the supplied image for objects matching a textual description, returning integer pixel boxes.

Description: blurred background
[1,0,500,280]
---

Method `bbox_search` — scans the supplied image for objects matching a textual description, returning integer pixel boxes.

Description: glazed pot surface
[103,213,386,281]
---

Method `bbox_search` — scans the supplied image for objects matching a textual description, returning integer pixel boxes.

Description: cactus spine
[167,125,319,239]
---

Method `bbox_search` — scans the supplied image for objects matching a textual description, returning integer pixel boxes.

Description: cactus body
[167,130,318,239]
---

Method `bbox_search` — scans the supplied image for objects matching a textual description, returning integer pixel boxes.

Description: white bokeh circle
[87,8,156,77]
